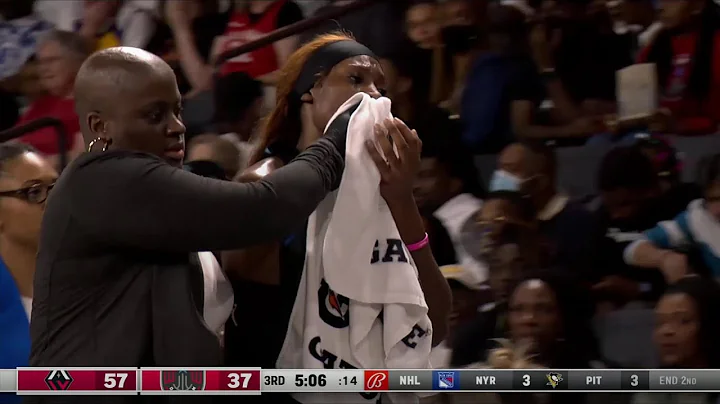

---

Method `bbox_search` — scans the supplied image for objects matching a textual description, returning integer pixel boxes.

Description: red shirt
[15,96,79,155]
[638,31,720,135]
[218,0,288,78]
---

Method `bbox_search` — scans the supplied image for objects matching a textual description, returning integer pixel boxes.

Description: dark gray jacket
[25,133,344,403]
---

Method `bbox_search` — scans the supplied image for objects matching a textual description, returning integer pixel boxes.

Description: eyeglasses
[0,182,55,204]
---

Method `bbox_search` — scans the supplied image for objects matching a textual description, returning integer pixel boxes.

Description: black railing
[214,0,380,66]
[0,117,68,170]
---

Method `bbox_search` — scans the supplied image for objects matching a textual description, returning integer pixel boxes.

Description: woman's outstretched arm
[69,136,343,253]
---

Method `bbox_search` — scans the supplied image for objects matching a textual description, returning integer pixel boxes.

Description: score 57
[101,372,134,390]
[223,370,260,391]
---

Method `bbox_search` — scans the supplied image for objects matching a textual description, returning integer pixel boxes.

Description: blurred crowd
[2,0,720,403]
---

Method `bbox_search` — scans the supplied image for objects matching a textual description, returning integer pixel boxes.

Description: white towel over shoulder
[277,93,432,404]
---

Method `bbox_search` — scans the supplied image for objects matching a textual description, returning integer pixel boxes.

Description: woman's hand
[365,118,422,207]
[605,108,675,134]
[648,108,675,134]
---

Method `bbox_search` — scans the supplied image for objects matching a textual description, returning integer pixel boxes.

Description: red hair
[250,32,355,164]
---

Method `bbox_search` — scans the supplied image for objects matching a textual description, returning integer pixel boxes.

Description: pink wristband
[406,233,429,252]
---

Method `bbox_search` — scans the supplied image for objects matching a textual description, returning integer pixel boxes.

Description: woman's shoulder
[59,150,169,189]
[70,150,164,169]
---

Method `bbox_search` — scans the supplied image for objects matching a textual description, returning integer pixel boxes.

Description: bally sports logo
[364,370,389,391]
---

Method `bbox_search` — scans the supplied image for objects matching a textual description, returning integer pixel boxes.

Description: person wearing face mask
[625,153,720,284]
[489,141,601,280]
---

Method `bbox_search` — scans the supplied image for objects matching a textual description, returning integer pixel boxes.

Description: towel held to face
[277,93,433,404]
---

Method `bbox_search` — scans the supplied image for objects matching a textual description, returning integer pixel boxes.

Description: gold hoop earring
[87,137,112,152]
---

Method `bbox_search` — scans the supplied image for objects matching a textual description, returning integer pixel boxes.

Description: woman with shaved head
[26,45,422,399]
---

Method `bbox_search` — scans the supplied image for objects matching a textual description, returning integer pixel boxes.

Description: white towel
[277,93,432,404]
[198,252,234,337]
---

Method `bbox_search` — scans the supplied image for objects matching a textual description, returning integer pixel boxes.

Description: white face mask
[489,170,523,192]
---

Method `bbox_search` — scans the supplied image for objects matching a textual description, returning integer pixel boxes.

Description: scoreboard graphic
[0,368,717,395]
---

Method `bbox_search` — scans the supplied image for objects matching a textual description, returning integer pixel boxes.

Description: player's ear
[86,111,104,138]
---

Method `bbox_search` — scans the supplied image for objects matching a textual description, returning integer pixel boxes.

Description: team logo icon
[160,370,206,391]
[364,370,389,391]
[546,372,563,389]
[45,370,73,391]
[318,278,350,328]
[436,371,456,389]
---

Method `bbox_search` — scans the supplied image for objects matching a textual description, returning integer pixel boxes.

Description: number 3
[523,374,530,387]
[631,375,638,387]
[227,373,251,389]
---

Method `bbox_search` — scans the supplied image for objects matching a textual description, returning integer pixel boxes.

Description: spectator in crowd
[633,275,720,404]
[0,11,53,95]
[432,0,485,114]
[186,134,242,180]
[413,130,486,284]
[224,34,451,394]
[14,30,91,168]
[429,264,489,368]
[164,0,302,96]
[460,190,539,266]
[442,0,484,26]
[150,0,231,95]
[380,51,457,141]
[453,271,602,404]
[214,72,265,165]
[402,0,442,104]
[624,153,720,282]
[34,0,157,50]
[405,0,442,51]
[632,136,702,218]
[213,0,303,85]
[510,0,631,141]
[460,3,537,153]
[508,273,599,369]
[451,191,539,367]
[592,146,668,307]
[0,144,57,397]
[490,142,600,278]
[492,271,600,404]
[300,0,406,58]
[638,0,720,136]
[0,22,50,106]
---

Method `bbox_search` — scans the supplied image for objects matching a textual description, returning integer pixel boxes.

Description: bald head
[73,47,186,165]
[74,47,176,139]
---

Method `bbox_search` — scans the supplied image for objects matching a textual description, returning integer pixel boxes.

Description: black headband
[293,40,377,97]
